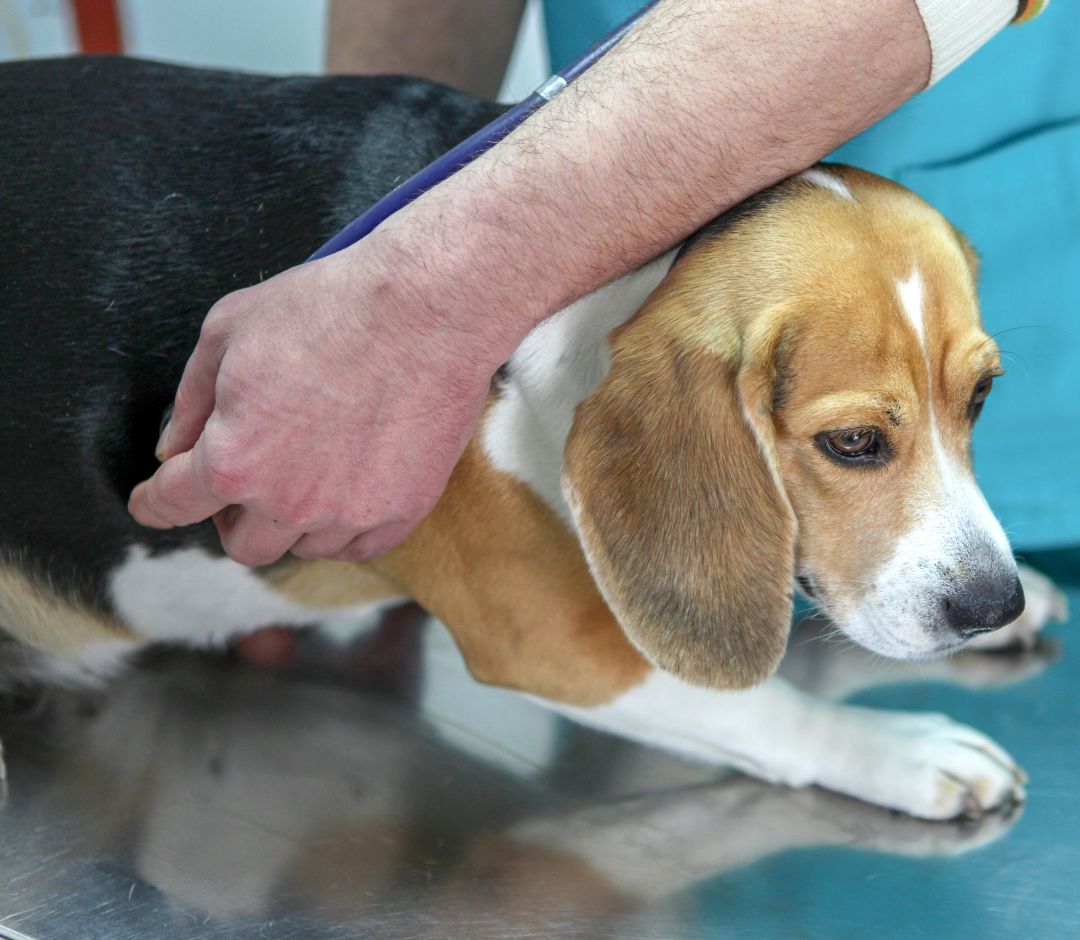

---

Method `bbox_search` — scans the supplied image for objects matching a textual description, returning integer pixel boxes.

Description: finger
[331,521,418,562]
[157,333,226,461]
[214,506,302,567]
[129,448,228,528]
[290,527,357,560]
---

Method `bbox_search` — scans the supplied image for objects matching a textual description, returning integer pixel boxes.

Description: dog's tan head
[564,165,1022,689]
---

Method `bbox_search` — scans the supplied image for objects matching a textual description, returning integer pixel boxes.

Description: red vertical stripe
[70,0,123,54]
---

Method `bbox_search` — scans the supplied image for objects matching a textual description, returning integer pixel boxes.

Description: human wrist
[334,217,530,382]
[364,190,560,369]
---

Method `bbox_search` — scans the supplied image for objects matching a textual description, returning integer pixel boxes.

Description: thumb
[157,331,226,460]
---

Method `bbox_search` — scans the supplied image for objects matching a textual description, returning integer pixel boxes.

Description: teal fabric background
[542,1,1080,550]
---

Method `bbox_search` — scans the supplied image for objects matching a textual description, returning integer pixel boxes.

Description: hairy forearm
[357,0,932,366]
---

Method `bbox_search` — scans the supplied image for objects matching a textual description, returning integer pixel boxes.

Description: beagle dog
[0,57,1064,819]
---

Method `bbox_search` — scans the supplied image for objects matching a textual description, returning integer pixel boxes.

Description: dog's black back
[0,56,502,608]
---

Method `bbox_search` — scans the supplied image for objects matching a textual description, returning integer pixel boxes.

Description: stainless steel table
[1,552,1076,939]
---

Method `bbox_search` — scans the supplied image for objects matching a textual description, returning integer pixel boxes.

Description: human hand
[128,239,500,564]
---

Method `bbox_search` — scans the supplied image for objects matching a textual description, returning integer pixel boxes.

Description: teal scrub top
[542,1,1080,551]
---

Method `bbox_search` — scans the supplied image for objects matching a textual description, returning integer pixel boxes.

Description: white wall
[0,0,73,59]
[0,0,549,100]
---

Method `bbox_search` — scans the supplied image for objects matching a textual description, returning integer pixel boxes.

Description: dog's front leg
[541,672,1026,820]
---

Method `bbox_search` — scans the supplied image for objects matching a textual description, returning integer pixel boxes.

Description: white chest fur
[481,251,677,520]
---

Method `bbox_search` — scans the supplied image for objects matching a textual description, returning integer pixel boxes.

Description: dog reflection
[0,612,1053,938]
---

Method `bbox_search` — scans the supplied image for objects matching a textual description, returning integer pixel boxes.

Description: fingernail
[155,421,171,461]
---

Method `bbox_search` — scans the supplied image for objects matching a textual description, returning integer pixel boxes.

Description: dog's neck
[481,250,679,523]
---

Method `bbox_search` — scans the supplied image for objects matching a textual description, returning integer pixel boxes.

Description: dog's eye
[827,428,876,456]
[816,428,887,466]
[969,376,994,423]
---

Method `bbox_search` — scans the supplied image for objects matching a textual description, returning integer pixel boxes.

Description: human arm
[130,0,1033,564]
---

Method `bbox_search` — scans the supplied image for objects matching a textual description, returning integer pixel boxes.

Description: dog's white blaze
[482,251,677,520]
[897,267,982,518]
[799,168,855,201]
[109,546,399,646]
[897,268,926,350]
[841,268,1015,657]
[901,265,1009,555]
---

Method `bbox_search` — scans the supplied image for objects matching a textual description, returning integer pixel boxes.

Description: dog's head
[563,165,1022,688]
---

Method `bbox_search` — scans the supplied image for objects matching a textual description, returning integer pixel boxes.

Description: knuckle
[334,539,374,562]
[219,525,285,568]
[202,459,249,502]
[200,296,241,344]
[225,542,276,568]
[336,511,372,534]
[171,378,200,415]
[199,428,251,502]
[141,476,185,519]
[274,504,315,530]
[199,313,226,347]
[143,486,176,520]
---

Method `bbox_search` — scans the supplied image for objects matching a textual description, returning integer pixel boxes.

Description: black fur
[0,56,503,619]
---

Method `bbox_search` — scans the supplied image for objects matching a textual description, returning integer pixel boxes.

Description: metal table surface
[0,551,1076,940]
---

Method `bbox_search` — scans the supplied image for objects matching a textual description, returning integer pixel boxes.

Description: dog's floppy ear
[562,304,795,690]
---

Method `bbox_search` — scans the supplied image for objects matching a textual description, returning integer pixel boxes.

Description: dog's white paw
[822,710,1026,821]
[966,563,1068,651]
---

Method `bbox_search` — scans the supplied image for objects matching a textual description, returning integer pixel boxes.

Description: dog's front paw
[966,563,1068,651]
[823,710,1026,821]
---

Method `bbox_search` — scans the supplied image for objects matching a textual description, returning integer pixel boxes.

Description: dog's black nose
[944,575,1026,639]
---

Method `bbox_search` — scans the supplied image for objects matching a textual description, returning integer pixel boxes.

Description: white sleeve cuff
[915,0,1017,85]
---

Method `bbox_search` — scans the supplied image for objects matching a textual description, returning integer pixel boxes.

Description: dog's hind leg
[0,567,138,683]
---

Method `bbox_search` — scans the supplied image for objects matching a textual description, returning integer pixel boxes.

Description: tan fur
[212,167,999,702]
[687,166,999,618]
[372,437,651,707]
[264,558,400,609]
[549,166,997,690]
[563,327,794,690]
[0,567,134,656]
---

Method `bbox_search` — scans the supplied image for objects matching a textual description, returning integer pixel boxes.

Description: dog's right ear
[562,309,795,690]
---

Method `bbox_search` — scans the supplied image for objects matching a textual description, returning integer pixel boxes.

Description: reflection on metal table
[0,551,1077,939]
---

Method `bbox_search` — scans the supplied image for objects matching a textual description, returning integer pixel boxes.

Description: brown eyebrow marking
[794,392,904,429]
